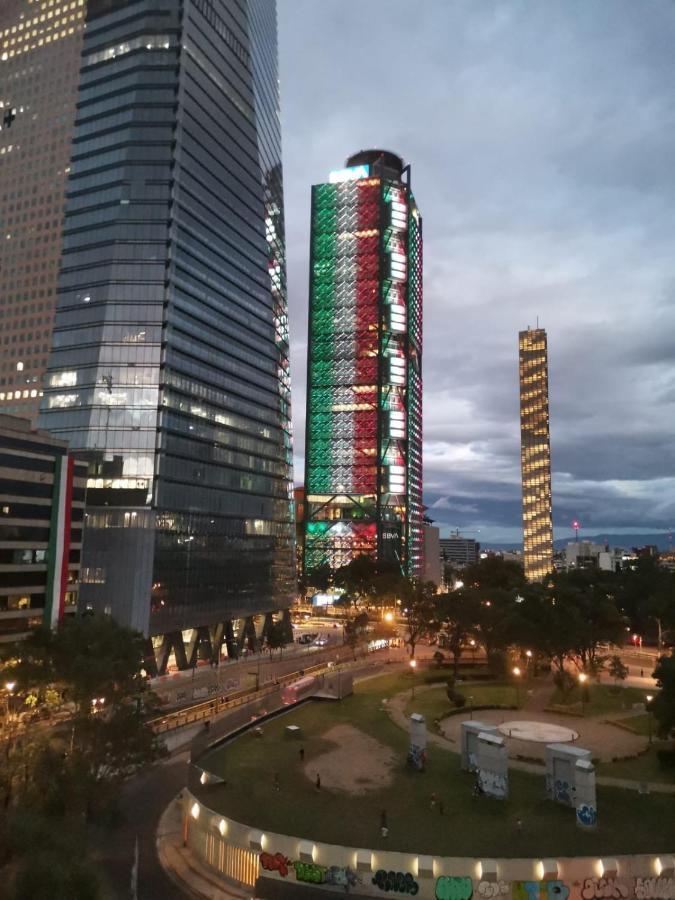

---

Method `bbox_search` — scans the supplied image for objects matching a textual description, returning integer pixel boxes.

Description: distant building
[565,541,623,572]
[423,524,442,586]
[440,535,480,568]
[519,327,554,581]
[0,414,87,643]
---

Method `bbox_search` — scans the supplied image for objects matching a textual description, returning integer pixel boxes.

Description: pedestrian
[380,809,387,829]
[381,825,389,838]
[273,772,280,792]
[316,772,321,790]
[516,817,523,833]
[299,746,305,762]
[640,668,644,678]
[439,800,444,816]
[430,792,437,810]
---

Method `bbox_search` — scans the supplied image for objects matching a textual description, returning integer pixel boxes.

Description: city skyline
[278,0,675,543]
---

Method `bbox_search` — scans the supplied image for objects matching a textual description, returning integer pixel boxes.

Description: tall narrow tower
[519,327,554,581]
[303,150,423,578]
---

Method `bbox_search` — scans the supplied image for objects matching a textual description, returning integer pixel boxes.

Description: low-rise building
[0,414,86,643]
[440,535,480,568]
[564,540,623,572]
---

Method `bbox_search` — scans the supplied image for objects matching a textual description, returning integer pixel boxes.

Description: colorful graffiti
[436,876,473,900]
[372,869,419,894]
[576,804,597,827]
[408,742,426,770]
[513,881,570,900]
[553,779,573,805]
[259,852,291,878]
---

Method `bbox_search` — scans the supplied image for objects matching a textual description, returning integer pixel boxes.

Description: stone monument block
[476,731,508,799]
[460,720,498,771]
[409,712,427,770]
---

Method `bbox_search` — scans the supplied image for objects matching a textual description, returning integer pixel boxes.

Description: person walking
[316,772,321,790]
[430,792,437,810]
[299,746,305,762]
[380,809,387,830]
[273,772,280,792]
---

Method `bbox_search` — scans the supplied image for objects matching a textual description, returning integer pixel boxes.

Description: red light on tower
[572,519,580,542]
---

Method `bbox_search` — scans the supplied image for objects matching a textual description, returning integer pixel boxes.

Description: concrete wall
[183,790,674,900]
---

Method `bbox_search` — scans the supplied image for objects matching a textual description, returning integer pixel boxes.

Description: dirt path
[303,723,396,795]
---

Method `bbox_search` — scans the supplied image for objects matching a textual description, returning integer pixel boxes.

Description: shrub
[452,692,466,708]
[656,748,675,769]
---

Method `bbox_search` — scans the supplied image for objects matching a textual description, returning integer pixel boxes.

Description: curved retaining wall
[183,791,674,900]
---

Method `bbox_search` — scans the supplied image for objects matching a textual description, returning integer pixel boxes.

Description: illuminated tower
[519,327,554,581]
[303,150,423,578]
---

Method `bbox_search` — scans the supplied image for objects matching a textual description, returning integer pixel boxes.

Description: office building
[38,0,295,673]
[519,327,554,581]
[0,414,87,643]
[303,150,423,578]
[564,540,623,573]
[0,0,86,423]
[439,534,480,569]
[423,522,441,586]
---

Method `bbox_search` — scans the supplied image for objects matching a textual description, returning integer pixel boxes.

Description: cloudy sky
[277,1,675,544]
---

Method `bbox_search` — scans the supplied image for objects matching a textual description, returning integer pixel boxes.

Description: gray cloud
[278,0,675,543]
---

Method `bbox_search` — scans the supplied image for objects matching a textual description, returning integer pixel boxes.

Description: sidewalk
[157,795,258,900]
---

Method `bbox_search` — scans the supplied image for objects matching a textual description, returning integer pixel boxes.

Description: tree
[651,655,675,741]
[463,556,526,592]
[334,556,378,609]
[401,580,439,658]
[306,562,333,594]
[436,590,479,677]
[608,654,629,689]
[266,620,287,659]
[0,616,165,818]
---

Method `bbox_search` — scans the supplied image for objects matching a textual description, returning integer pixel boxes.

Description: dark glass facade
[38,0,294,663]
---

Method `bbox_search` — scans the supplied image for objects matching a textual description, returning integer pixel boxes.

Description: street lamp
[4,681,16,726]
[409,658,417,699]
[578,672,588,716]
[512,666,521,707]
[646,694,654,745]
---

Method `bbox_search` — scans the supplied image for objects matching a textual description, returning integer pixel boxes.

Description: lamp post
[4,681,16,728]
[409,658,417,699]
[578,672,588,716]
[512,666,521,707]
[646,694,654,745]
[469,695,474,720]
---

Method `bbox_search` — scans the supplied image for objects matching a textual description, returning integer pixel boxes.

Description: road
[93,656,398,899]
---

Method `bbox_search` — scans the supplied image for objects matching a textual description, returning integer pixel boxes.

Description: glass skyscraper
[519,327,554,581]
[303,151,423,578]
[38,0,294,673]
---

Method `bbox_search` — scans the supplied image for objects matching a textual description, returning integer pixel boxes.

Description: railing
[148,657,374,735]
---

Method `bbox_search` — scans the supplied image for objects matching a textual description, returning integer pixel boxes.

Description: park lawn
[606,713,653,736]
[596,744,675,785]
[548,684,649,717]
[198,673,674,858]
[403,682,519,723]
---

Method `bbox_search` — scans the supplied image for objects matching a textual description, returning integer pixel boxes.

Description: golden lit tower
[519,327,553,581]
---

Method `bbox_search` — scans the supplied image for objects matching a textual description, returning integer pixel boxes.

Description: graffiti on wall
[435,878,569,900]
[576,879,675,900]
[436,876,474,900]
[478,768,507,799]
[372,869,419,894]
[576,804,597,827]
[408,742,426,770]
[513,881,570,900]
[260,852,292,878]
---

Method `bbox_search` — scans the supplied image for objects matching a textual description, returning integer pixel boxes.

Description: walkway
[385,683,675,793]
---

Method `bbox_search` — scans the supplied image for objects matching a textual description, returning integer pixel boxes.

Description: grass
[196,673,675,857]
[606,713,653,737]
[403,682,519,723]
[597,744,675,784]
[548,684,649,717]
